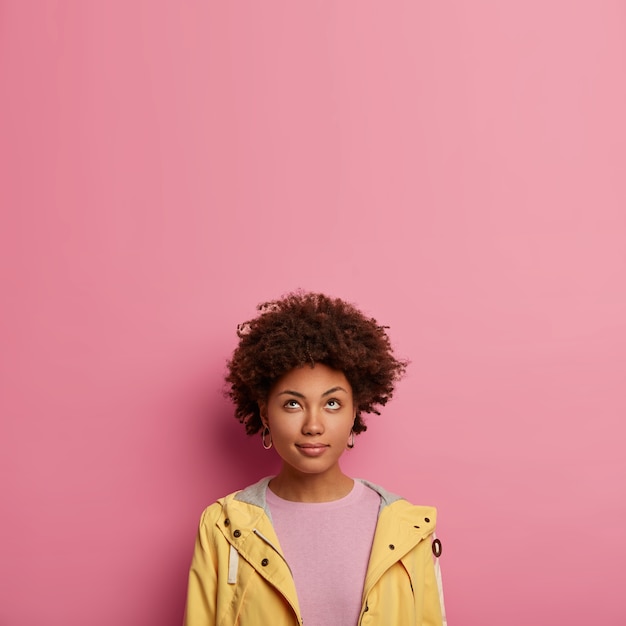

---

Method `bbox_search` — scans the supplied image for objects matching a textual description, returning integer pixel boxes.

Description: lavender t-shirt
[266,480,380,626]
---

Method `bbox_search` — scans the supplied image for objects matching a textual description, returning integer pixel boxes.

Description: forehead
[270,363,352,395]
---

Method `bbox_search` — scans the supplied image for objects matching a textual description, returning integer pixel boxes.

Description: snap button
[432,538,442,557]
[261,558,269,566]
[388,544,395,550]
[224,518,230,526]
[233,530,241,538]
[424,517,430,523]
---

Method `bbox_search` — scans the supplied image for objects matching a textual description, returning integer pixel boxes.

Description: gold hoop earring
[347,430,355,449]
[261,427,272,450]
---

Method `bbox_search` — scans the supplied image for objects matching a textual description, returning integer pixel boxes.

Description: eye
[284,399,301,409]
[325,398,341,410]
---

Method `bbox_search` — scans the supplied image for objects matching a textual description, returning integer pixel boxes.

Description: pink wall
[1,2,625,624]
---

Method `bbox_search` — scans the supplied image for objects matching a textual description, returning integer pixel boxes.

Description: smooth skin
[259,363,357,503]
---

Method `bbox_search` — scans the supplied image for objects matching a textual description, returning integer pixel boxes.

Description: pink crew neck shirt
[266,480,380,626]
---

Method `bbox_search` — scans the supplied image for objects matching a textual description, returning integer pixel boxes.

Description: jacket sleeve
[420,535,446,626]
[183,507,219,626]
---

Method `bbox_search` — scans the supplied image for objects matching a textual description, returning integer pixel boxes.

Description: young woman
[184,292,446,626]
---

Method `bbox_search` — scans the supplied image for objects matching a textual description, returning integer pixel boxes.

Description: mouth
[295,443,329,457]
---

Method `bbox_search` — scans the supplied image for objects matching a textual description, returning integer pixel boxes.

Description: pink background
[1,2,625,624]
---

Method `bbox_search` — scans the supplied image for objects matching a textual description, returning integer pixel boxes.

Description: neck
[268,466,354,503]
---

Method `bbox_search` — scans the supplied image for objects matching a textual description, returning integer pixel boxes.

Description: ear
[258,401,268,428]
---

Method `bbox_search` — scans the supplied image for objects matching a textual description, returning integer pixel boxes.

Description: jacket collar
[233,476,404,522]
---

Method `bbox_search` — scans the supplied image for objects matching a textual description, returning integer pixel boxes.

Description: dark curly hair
[225,291,407,436]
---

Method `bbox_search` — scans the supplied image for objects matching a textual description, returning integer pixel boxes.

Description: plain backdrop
[1,2,625,625]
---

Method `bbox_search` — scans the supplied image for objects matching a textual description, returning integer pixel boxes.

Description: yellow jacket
[184,478,445,625]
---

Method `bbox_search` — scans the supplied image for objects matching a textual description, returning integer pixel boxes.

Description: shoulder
[197,477,273,529]
[197,500,224,526]
[358,479,437,512]
[386,498,438,527]
[358,479,438,527]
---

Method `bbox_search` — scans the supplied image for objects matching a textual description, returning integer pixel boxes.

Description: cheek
[333,416,356,435]
[267,416,296,437]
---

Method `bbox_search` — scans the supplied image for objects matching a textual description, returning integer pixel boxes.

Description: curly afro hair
[225,291,407,436]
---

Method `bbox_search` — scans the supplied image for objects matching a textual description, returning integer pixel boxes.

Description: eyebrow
[277,386,349,399]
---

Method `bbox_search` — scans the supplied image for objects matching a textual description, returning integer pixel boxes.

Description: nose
[302,407,324,435]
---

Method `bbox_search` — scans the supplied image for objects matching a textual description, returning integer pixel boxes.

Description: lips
[295,443,329,456]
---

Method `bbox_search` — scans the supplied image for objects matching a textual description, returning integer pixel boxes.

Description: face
[260,363,356,479]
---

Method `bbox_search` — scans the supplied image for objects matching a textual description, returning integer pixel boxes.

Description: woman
[184,292,446,626]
